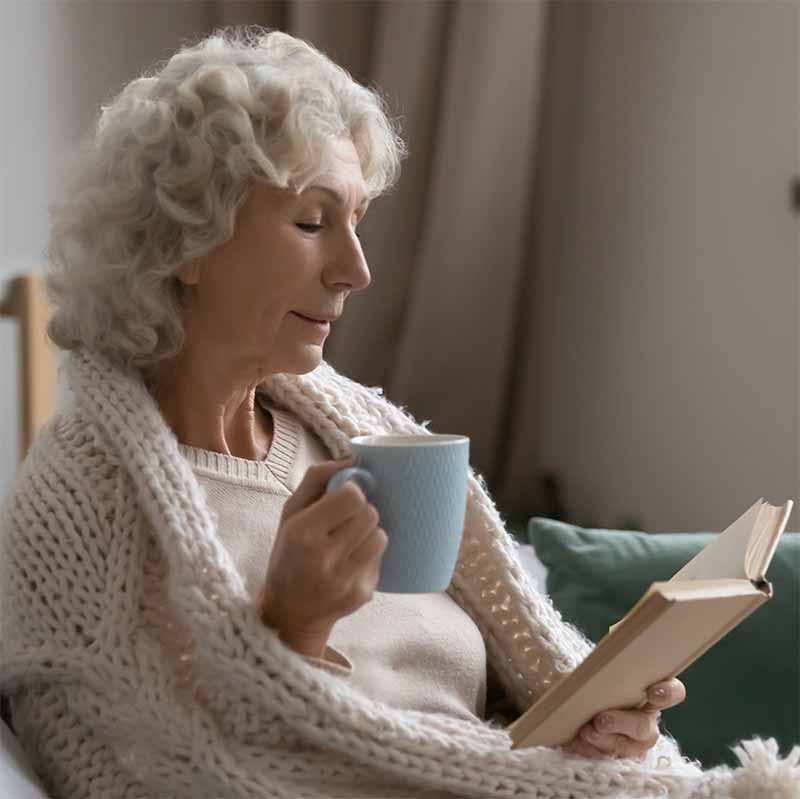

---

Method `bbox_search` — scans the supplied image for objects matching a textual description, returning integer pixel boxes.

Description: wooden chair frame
[0,273,59,460]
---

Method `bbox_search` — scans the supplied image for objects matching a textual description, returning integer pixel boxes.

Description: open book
[508,497,794,749]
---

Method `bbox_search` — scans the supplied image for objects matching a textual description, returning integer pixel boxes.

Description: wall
[1,1,797,535]
[0,0,214,498]
[522,1,798,531]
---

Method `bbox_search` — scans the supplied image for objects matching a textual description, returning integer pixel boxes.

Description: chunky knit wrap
[1,347,798,799]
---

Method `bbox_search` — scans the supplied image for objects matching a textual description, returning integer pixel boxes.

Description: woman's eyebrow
[306,184,369,211]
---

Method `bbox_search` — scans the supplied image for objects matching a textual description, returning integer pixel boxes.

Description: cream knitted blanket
[1,347,797,799]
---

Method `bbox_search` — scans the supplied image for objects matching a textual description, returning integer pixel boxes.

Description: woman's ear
[175,257,203,286]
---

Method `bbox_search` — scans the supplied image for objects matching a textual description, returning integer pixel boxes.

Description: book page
[607,498,791,635]
[744,500,794,581]
[669,498,764,582]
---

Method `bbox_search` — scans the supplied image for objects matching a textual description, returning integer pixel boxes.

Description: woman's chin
[285,345,325,374]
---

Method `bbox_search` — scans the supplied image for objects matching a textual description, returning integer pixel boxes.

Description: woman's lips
[291,312,331,338]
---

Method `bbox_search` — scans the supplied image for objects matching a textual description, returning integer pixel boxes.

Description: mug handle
[326,466,377,499]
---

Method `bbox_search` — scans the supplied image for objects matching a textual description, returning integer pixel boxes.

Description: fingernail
[649,686,667,701]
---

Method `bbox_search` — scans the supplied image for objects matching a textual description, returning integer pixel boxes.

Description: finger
[580,726,652,760]
[641,677,687,711]
[332,503,381,557]
[586,713,661,754]
[292,474,368,537]
[592,709,660,742]
[348,525,388,571]
[282,458,355,521]
[561,737,605,759]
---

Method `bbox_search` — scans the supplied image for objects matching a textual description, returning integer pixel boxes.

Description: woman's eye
[296,223,361,240]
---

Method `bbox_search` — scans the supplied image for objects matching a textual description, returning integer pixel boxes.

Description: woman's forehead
[250,165,368,211]
[303,183,369,210]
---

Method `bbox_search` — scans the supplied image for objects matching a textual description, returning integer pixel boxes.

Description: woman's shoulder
[3,408,125,534]
[1,410,131,655]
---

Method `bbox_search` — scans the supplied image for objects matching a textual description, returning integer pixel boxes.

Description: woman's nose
[348,251,371,292]
[329,232,371,292]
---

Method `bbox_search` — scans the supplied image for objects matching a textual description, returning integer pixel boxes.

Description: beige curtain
[212,0,570,520]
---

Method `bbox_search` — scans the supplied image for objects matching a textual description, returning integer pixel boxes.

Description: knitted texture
[0,347,797,798]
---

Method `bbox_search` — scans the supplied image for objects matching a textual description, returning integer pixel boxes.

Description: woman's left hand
[561,678,686,760]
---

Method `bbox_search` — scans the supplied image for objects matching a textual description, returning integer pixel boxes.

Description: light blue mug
[325,434,470,593]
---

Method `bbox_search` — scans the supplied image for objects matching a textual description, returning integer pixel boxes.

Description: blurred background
[1,0,798,536]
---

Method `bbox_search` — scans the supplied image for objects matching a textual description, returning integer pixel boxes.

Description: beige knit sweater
[176,393,494,725]
[1,347,797,798]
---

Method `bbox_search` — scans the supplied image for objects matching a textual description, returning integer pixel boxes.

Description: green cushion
[527,517,800,768]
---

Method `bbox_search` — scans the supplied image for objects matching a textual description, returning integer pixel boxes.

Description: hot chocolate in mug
[325,434,470,593]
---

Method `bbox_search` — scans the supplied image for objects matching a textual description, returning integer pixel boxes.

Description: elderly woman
[2,25,766,799]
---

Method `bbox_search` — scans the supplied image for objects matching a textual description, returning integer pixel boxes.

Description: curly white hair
[45,25,408,375]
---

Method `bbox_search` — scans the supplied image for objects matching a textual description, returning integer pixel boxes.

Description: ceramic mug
[325,434,470,593]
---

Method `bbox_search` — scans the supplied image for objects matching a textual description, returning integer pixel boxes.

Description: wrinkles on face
[149,136,371,460]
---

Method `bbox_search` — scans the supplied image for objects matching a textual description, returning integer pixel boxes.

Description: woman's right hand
[259,457,389,657]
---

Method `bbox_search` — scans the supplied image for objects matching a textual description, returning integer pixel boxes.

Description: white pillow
[512,543,549,595]
[0,719,48,799]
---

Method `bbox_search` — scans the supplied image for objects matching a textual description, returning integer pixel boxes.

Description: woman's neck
[145,355,273,461]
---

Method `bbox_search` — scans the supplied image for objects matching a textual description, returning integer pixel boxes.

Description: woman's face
[179,136,371,380]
